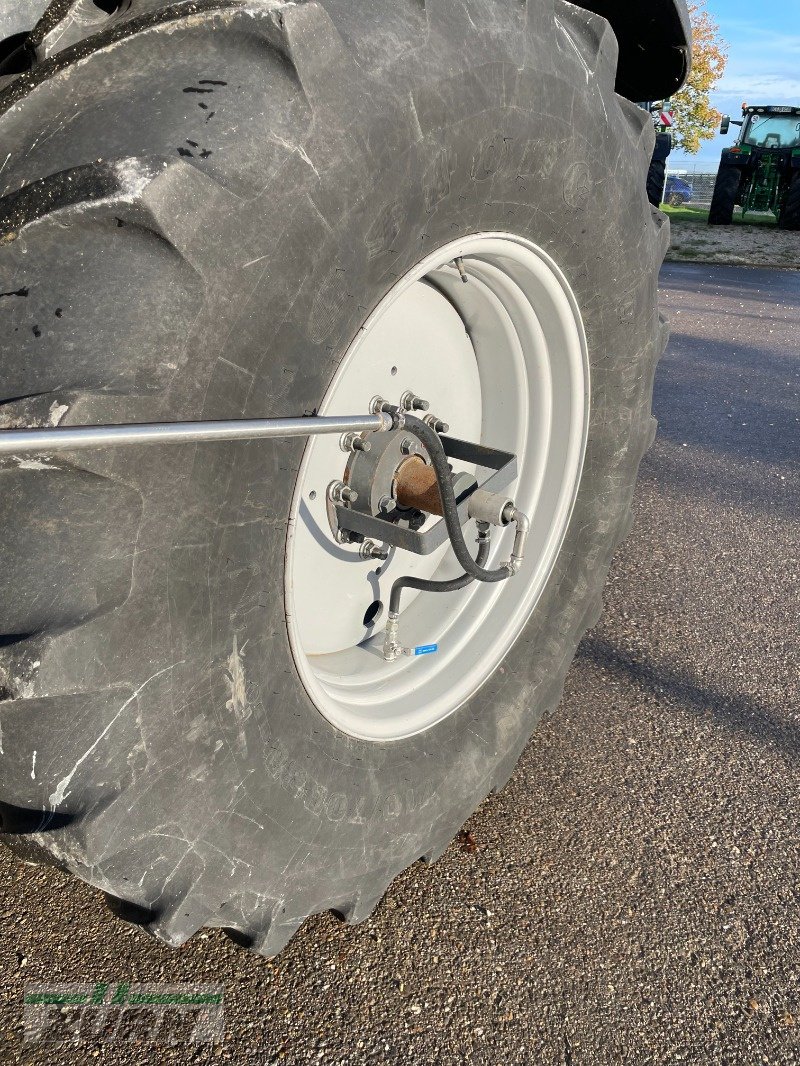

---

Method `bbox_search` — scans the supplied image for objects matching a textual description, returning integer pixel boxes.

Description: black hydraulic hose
[388,539,491,617]
[387,410,514,584]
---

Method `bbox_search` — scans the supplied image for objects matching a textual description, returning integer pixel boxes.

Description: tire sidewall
[149,57,661,908]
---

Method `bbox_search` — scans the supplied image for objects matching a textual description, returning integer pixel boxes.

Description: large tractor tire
[778,172,800,230]
[646,157,667,208]
[708,164,740,225]
[0,0,668,955]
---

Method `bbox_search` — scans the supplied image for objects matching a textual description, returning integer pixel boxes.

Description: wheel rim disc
[285,233,589,741]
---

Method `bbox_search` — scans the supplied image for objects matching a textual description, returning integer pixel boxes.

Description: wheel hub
[327,393,492,552]
[285,233,590,741]
[334,417,431,540]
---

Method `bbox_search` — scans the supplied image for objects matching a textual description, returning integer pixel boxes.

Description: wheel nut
[400,390,431,413]
[329,480,359,505]
[340,432,372,453]
[424,414,449,434]
[400,437,416,456]
[360,540,389,561]
[378,494,394,513]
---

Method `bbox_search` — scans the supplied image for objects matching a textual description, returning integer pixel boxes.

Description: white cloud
[716,75,800,102]
[715,21,800,104]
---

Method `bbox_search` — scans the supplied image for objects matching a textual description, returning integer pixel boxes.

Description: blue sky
[670,0,800,169]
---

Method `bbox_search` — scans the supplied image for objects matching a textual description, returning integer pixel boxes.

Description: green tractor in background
[709,104,800,228]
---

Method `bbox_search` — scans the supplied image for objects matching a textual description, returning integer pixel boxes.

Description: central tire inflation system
[0,0,669,954]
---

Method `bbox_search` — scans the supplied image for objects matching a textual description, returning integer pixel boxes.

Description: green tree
[671,1,728,154]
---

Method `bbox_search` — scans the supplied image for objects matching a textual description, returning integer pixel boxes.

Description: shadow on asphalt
[577,637,799,761]
[640,445,796,520]
[655,338,798,467]
[668,329,797,379]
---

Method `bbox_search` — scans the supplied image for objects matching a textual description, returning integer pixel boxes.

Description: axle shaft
[0,413,392,456]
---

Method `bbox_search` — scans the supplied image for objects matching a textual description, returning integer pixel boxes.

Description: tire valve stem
[454,256,469,283]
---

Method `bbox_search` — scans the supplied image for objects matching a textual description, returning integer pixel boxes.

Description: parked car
[665,174,694,205]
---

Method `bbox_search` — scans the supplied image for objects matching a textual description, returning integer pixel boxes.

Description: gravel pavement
[666,217,800,269]
[1,263,798,1065]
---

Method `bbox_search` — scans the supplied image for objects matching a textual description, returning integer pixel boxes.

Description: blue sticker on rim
[414,644,439,656]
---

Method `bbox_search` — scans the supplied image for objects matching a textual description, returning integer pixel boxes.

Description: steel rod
[0,413,391,455]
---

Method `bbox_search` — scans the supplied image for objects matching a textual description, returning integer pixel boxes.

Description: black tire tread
[709,164,739,225]
[646,158,666,208]
[778,171,800,230]
[0,0,670,956]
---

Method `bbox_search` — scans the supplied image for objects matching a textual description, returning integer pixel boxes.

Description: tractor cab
[725,106,800,150]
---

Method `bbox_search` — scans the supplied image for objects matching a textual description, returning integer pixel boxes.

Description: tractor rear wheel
[0,0,669,955]
[709,165,740,225]
[646,157,667,207]
[778,172,800,230]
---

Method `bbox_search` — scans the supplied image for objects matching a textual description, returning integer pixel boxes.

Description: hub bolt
[340,431,372,453]
[400,390,431,413]
[360,540,390,561]
[423,414,450,434]
[328,480,359,505]
[378,494,394,513]
[370,396,405,428]
[400,437,418,456]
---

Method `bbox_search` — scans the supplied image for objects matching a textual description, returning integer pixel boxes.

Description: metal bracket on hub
[332,436,517,556]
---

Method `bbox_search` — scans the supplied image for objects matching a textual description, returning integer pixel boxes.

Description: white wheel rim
[285,233,589,741]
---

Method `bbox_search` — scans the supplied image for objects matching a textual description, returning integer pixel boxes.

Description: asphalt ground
[1,263,798,1065]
